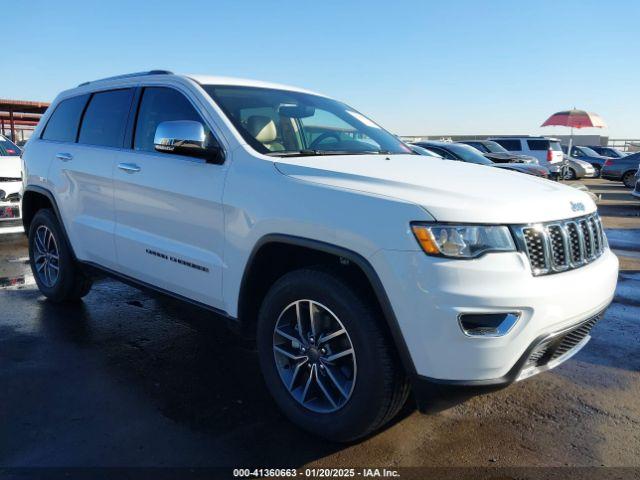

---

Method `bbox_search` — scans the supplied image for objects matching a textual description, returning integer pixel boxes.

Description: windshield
[484,141,509,153]
[0,136,21,156]
[409,144,443,158]
[579,146,600,156]
[447,143,493,165]
[203,85,412,156]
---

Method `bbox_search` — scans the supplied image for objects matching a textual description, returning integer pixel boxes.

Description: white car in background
[0,135,23,233]
[490,136,564,178]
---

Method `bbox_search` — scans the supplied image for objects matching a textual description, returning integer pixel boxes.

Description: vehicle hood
[0,156,22,179]
[274,154,596,224]
[569,158,594,169]
[484,152,518,162]
[493,163,548,176]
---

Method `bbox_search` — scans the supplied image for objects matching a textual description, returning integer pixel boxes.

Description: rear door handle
[117,162,141,173]
[56,152,73,162]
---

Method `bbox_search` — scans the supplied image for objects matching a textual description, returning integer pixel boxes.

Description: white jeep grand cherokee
[21,71,618,441]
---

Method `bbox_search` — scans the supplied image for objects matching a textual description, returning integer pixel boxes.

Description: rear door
[42,89,134,268]
[112,86,227,309]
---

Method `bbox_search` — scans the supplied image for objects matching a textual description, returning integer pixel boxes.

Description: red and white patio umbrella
[541,109,607,156]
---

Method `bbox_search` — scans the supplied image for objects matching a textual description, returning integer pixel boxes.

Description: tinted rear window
[41,95,89,142]
[78,89,134,148]
[527,139,562,151]
[527,139,549,150]
[493,139,521,151]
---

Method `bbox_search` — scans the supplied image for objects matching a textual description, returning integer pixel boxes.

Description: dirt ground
[0,178,638,474]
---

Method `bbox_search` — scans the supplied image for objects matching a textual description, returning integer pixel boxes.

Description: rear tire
[257,268,410,442]
[593,165,601,177]
[622,171,636,188]
[28,209,93,302]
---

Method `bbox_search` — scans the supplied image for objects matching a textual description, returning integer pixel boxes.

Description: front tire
[257,268,410,442]
[28,209,93,302]
[593,165,601,177]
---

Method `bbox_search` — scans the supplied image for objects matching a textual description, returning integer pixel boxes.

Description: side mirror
[154,120,223,164]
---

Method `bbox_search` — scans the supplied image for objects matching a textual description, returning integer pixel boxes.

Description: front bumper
[370,247,618,382]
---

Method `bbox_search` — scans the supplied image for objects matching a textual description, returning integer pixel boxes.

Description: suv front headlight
[411,223,516,258]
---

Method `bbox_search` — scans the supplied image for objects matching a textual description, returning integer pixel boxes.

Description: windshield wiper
[266,149,394,157]
[265,150,322,157]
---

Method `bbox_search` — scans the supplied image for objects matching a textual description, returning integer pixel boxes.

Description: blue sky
[4,0,639,137]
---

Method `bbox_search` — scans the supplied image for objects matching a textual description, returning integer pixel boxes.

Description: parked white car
[0,135,23,232]
[490,136,564,177]
[21,71,618,441]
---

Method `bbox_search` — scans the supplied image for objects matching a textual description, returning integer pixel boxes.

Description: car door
[113,86,227,309]
[44,89,134,269]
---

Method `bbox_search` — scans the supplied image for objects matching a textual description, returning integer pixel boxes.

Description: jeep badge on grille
[570,201,585,212]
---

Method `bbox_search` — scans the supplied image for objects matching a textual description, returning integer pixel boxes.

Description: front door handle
[117,162,141,173]
[56,152,73,162]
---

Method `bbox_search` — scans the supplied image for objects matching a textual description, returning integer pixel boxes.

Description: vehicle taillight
[604,159,614,166]
[546,149,553,162]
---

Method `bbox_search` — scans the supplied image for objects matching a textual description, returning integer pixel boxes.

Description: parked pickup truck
[21,71,619,441]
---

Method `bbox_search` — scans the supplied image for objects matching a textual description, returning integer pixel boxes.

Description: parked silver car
[563,156,597,180]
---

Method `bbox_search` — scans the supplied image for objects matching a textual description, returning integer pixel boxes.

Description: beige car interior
[245,115,285,152]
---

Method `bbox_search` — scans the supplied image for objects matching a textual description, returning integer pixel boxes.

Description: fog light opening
[458,312,520,337]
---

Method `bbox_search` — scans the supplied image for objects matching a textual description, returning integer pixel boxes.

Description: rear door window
[41,95,89,142]
[493,139,521,151]
[78,89,134,148]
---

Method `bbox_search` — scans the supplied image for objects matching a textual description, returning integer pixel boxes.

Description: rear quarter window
[41,95,89,142]
[493,139,521,151]
[527,139,550,151]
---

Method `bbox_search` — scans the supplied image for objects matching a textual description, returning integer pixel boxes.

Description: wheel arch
[237,234,417,376]
[22,186,76,259]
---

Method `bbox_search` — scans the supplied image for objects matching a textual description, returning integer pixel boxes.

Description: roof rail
[78,70,173,87]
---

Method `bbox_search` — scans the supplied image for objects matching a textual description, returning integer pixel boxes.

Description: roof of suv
[75,70,324,97]
[490,136,560,141]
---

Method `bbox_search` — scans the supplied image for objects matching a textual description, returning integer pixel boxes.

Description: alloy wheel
[272,299,357,413]
[33,225,60,288]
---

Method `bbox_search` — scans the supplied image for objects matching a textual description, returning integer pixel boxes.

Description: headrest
[246,116,277,143]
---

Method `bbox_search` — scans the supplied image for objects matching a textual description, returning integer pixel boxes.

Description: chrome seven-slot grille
[516,213,605,276]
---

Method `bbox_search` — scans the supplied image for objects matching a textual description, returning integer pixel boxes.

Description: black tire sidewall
[257,269,394,442]
[564,168,576,180]
[622,172,635,188]
[28,209,76,301]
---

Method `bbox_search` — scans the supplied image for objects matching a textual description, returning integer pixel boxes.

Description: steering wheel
[309,132,341,149]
